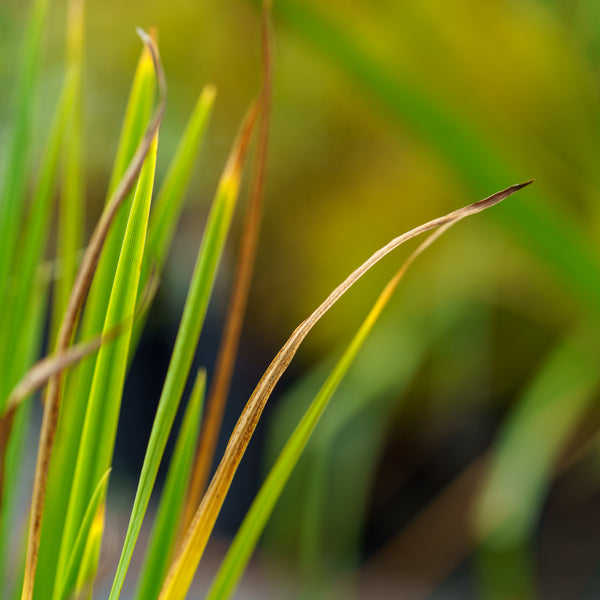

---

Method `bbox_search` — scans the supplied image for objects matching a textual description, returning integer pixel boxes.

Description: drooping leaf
[50,0,85,347]
[56,470,111,600]
[206,222,456,600]
[158,182,532,600]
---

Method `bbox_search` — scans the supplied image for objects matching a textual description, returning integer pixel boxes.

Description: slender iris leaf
[32,44,158,600]
[0,0,49,310]
[130,83,217,357]
[55,470,111,600]
[206,269,402,599]
[107,103,259,600]
[206,221,458,600]
[53,133,158,595]
[145,84,217,275]
[135,371,205,600]
[50,0,85,346]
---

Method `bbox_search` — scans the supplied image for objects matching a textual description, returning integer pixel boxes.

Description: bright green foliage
[0,80,72,407]
[108,105,255,600]
[206,269,407,600]
[70,40,156,403]
[0,0,49,310]
[50,0,85,346]
[135,371,205,600]
[53,133,158,596]
[132,84,217,354]
[145,84,217,274]
[3,2,596,600]
[57,471,111,600]
[32,44,158,600]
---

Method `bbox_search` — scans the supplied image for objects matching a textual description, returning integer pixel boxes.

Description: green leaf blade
[0,80,72,407]
[0,0,49,308]
[134,370,205,600]
[32,45,159,600]
[130,83,217,356]
[107,103,259,600]
[206,267,402,600]
[53,132,159,594]
[56,470,111,600]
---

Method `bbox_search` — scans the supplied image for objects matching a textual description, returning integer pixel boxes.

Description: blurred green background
[3,0,600,598]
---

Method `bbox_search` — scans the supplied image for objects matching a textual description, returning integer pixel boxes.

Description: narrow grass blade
[144,84,216,274]
[53,131,159,596]
[158,182,531,600]
[473,329,600,598]
[73,503,106,600]
[265,0,600,315]
[260,296,477,587]
[0,279,47,597]
[206,221,456,600]
[0,78,72,408]
[0,0,49,308]
[22,33,165,600]
[50,0,85,347]
[31,35,164,599]
[56,470,111,600]
[64,26,158,407]
[107,101,260,600]
[184,2,272,528]
[134,370,205,600]
[130,83,217,355]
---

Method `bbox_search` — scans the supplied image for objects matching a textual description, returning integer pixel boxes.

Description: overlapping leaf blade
[134,371,205,600]
[52,132,159,597]
[32,43,159,600]
[107,102,260,600]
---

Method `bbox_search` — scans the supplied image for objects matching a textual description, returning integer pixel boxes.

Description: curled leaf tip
[468,180,533,214]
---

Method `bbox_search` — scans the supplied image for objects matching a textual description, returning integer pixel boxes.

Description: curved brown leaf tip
[472,180,534,211]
